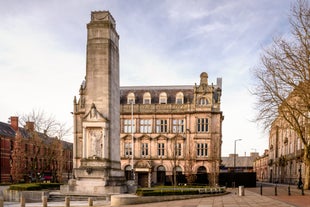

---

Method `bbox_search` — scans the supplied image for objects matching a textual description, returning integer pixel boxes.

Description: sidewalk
[116,189,298,207]
[3,188,307,207]
[247,184,310,207]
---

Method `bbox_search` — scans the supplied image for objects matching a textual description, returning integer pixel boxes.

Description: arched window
[173,166,185,184]
[199,97,208,105]
[125,165,133,180]
[143,92,151,104]
[197,166,207,174]
[175,166,182,173]
[159,92,167,104]
[157,165,166,184]
[127,92,135,104]
[175,92,184,104]
[196,166,208,184]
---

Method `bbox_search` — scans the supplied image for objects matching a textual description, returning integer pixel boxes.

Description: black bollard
[288,185,291,196]
[301,187,304,196]
[275,184,277,196]
[260,184,263,196]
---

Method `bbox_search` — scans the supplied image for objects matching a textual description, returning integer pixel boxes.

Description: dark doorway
[157,165,166,185]
[196,166,208,184]
[138,172,148,187]
[124,165,132,180]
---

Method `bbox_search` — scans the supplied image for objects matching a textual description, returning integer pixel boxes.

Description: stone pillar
[42,195,48,207]
[66,10,127,196]
[65,196,70,207]
[148,171,152,188]
[20,194,25,207]
[88,197,93,206]
[0,196,3,207]
[83,127,86,158]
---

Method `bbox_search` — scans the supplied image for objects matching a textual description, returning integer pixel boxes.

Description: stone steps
[48,192,106,202]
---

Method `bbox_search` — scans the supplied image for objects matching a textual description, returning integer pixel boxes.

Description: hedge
[136,187,225,196]
[9,183,61,191]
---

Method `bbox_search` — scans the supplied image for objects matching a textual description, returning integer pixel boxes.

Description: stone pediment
[135,160,152,169]
[83,103,108,122]
[121,134,134,140]
[137,134,151,140]
[153,134,168,141]
[171,134,186,140]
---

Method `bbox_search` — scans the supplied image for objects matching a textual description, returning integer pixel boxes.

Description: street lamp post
[233,139,242,188]
[298,161,303,189]
[131,101,135,180]
[233,139,242,172]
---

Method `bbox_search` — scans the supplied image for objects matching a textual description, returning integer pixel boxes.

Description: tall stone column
[64,11,126,196]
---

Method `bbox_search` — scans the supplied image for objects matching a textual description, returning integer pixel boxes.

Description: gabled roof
[0,121,72,149]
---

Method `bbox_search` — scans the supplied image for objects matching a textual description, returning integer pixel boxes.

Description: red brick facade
[0,117,73,183]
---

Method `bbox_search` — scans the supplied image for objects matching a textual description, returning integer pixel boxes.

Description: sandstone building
[71,11,223,190]
[253,89,308,187]
[266,117,305,185]
[119,73,223,187]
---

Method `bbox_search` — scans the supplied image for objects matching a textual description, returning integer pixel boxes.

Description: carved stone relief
[87,128,103,158]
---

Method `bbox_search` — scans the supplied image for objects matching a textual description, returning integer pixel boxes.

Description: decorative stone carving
[88,128,103,158]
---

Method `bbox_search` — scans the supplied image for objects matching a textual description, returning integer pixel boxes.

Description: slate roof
[120,85,195,104]
[0,121,72,149]
[0,121,16,138]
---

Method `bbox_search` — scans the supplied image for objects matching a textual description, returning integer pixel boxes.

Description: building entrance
[138,172,148,187]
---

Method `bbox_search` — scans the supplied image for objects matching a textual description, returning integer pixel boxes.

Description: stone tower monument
[67,11,126,195]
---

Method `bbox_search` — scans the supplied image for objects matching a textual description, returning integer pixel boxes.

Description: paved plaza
[2,186,310,207]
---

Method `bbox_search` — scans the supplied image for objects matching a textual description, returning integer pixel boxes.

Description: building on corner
[119,72,223,187]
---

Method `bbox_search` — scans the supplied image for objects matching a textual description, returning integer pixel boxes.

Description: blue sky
[0,0,296,156]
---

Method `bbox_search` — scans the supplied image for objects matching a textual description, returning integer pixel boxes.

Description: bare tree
[252,0,310,189]
[27,130,44,182]
[184,139,196,185]
[45,137,64,182]
[11,131,25,183]
[18,109,71,140]
[12,109,71,183]
[169,136,180,186]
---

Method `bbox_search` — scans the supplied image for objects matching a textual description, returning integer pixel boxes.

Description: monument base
[61,158,127,195]
[61,179,127,196]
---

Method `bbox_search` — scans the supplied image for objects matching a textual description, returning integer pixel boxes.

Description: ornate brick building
[0,116,73,183]
[119,72,223,187]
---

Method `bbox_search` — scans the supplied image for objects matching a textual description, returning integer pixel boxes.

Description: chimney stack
[10,116,19,131]
[25,121,35,132]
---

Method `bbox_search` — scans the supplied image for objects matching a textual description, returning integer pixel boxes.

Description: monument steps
[48,191,106,202]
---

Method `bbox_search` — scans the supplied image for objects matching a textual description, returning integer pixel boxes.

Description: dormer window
[176,92,184,104]
[143,92,151,104]
[159,92,167,104]
[127,92,135,104]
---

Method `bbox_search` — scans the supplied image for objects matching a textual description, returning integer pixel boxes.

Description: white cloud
[0,0,296,154]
